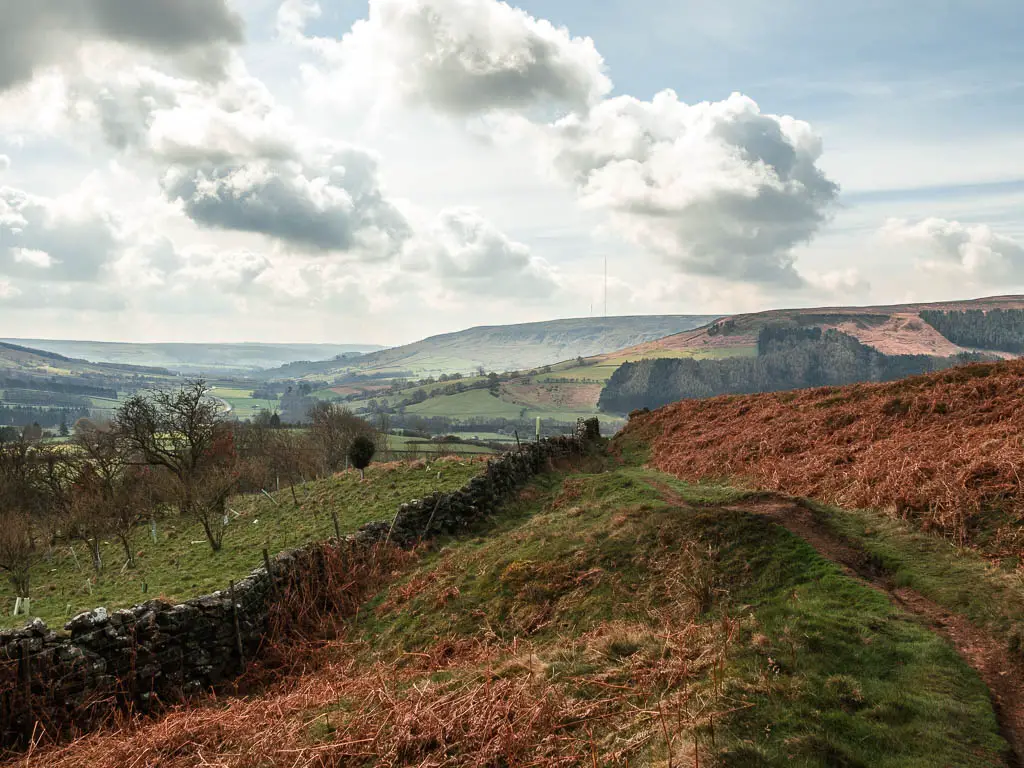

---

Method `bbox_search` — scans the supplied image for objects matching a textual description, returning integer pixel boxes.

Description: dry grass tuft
[18,605,740,768]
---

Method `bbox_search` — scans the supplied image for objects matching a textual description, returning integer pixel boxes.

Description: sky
[0,0,1022,346]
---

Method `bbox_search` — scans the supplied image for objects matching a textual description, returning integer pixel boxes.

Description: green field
[384,434,497,455]
[405,386,600,422]
[210,386,280,420]
[1,459,485,629]
[451,431,518,443]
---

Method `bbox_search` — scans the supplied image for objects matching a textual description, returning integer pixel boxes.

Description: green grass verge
[800,499,1024,655]
[1,460,484,630]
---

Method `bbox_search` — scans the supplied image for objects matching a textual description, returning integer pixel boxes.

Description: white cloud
[297,0,840,288]
[0,279,20,300]
[63,60,414,257]
[415,208,561,298]
[881,217,1024,284]
[0,0,245,93]
[161,149,411,255]
[11,248,53,269]
[0,155,9,172]
[804,267,872,298]
[0,185,121,281]
[534,91,839,286]
[289,0,611,115]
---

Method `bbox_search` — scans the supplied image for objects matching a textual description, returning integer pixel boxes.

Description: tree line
[0,405,90,429]
[0,377,117,399]
[921,309,1024,354]
[3,390,93,408]
[599,327,989,413]
[0,381,379,604]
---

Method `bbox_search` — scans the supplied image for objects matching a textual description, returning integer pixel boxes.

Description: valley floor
[12,447,1024,767]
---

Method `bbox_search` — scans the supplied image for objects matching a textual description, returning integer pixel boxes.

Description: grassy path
[648,477,1024,765]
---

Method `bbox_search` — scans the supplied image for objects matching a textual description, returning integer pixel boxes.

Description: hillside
[598,327,991,414]
[1,340,381,374]
[261,315,717,381]
[601,295,1024,364]
[622,359,1024,553]
[325,298,1024,432]
[17,447,1024,766]
[0,342,181,429]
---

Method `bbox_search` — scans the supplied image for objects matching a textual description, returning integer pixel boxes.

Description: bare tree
[0,512,34,599]
[308,402,374,474]
[71,424,152,569]
[68,465,109,575]
[0,439,46,598]
[117,380,238,553]
[269,428,318,505]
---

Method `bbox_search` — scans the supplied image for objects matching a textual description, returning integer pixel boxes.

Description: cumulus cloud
[290,0,610,115]
[409,208,561,298]
[0,155,9,172]
[805,268,872,297]
[536,91,839,285]
[161,149,411,255]
[298,0,839,287]
[0,0,245,93]
[0,186,121,281]
[881,217,1024,283]
[67,63,413,257]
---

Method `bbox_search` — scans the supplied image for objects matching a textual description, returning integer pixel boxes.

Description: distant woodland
[599,327,988,413]
[921,309,1024,353]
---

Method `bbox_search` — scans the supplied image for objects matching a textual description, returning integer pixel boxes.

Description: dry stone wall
[0,421,598,749]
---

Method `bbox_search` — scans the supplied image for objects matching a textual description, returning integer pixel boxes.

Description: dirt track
[650,480,1024,766]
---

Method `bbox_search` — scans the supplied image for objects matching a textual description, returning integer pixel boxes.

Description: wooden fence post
[262,548,281,602]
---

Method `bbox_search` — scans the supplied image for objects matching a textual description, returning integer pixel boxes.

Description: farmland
[0,459,485,630]
[209,386,280,420]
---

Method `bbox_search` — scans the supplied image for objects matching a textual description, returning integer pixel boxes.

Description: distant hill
[0,341,172,376]
[599,295,1024,364]
[0,340,382,374]
[260,316,719,381]
[594,295,1024,414]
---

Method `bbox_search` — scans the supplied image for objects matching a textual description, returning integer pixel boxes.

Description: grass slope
[604,294,1024,363]
[404,386,601,422]
[350,463,1006,766]
[624,359,1024,555]
[22,453,1016,766]
[260,315,718,381]
[1,459,485,630]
